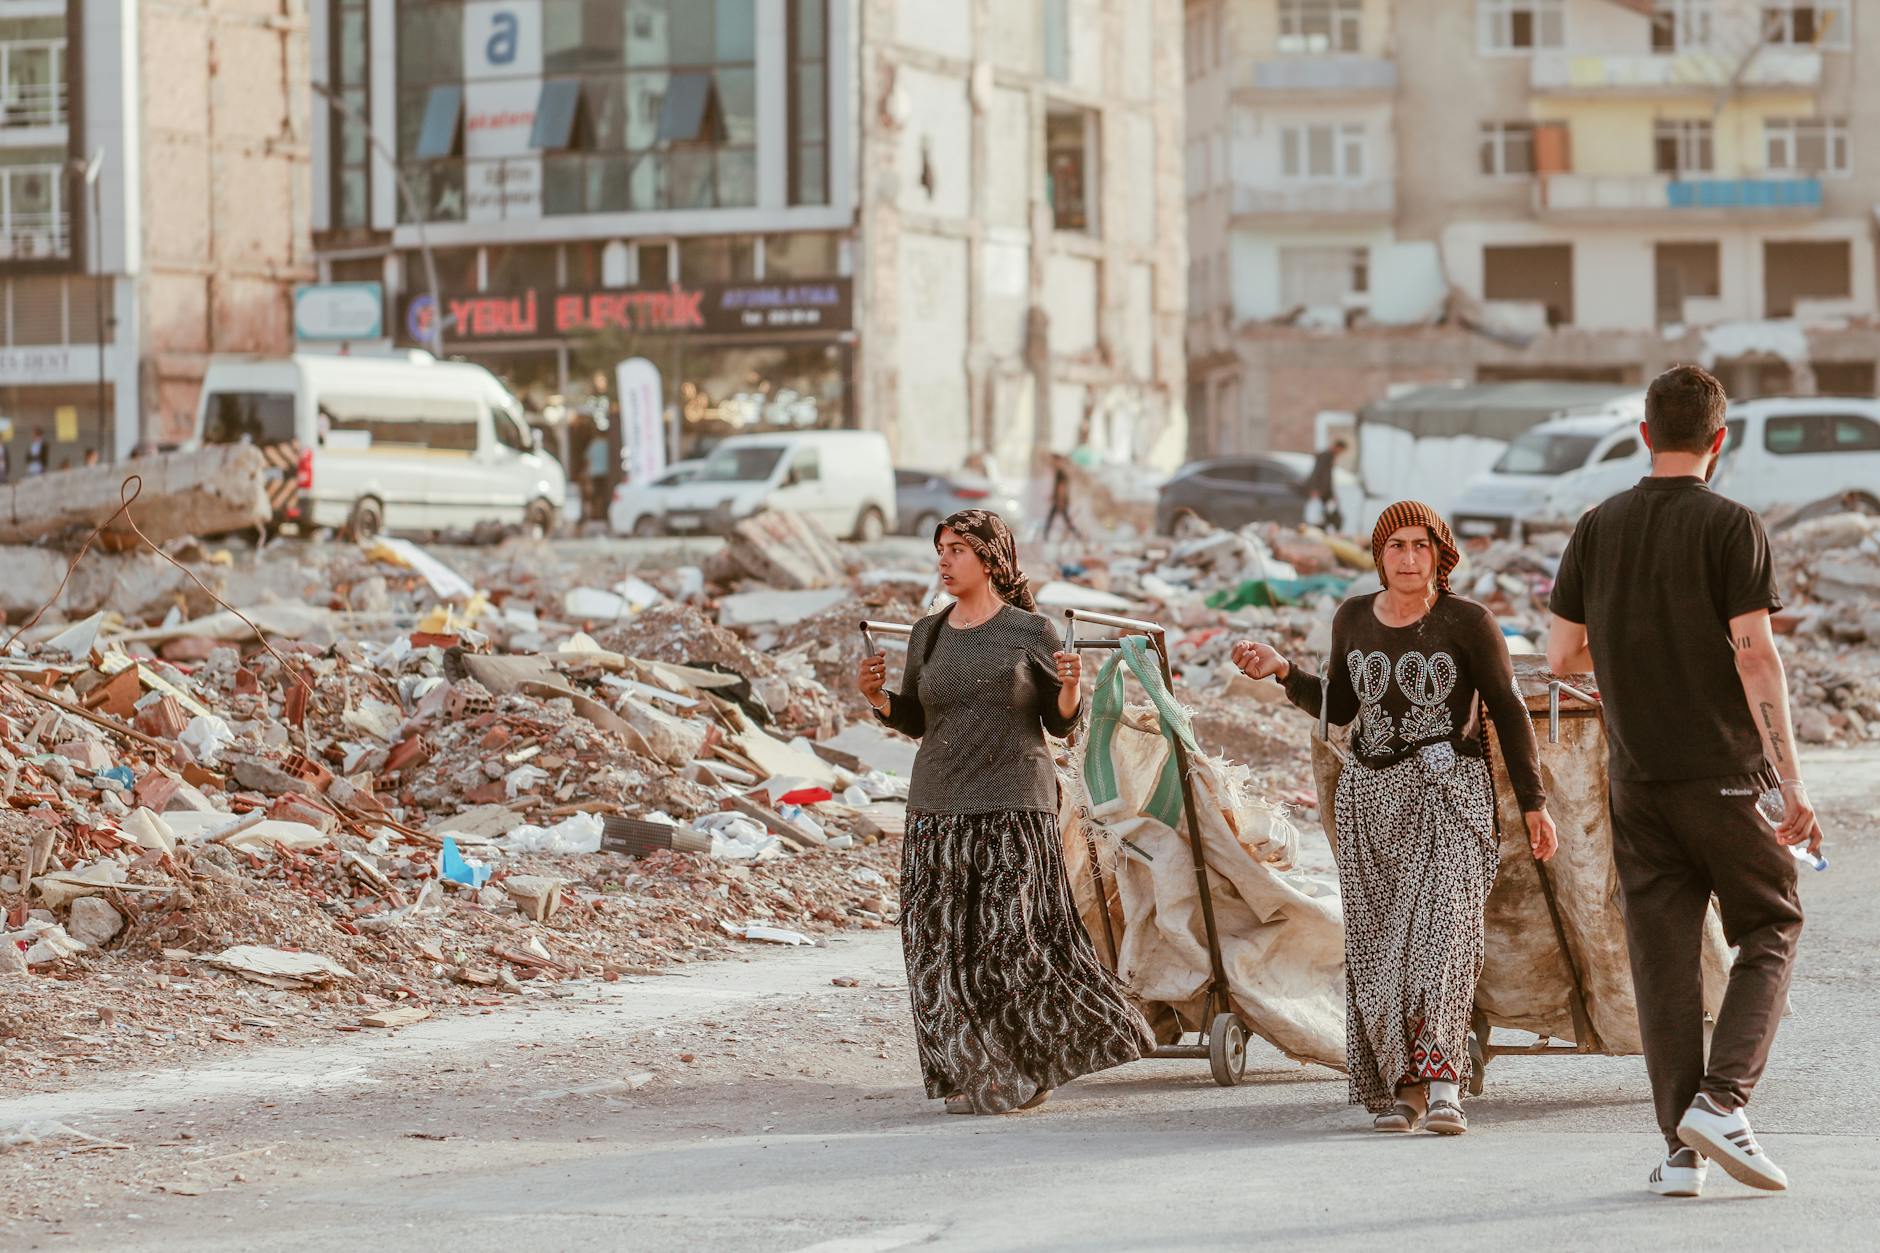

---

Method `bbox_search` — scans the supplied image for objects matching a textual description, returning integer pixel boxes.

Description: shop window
[1046,105,1098,234]
[487,245,560,293]
[678,236,755,285]
[764,233,838,279]
[637,241,672,284]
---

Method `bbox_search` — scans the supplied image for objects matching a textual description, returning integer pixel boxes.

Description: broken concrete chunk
[502,875,567,922]
[67,896,125,948]
[200,945,357,989]
[359,1005,432,1029]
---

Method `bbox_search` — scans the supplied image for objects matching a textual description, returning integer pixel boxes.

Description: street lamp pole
[309,81,447,355]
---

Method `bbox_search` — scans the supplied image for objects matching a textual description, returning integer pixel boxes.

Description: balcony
[1530,47,1821,95]
[1232,179,1394,224]
[0,80,66,131]
[1237,56,1397,99]
[1534,173,1822,221]
[0,209,70,261]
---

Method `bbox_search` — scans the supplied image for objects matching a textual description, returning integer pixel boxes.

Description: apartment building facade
[1188,0,1880,455]
[308,0,1186,479]
[0,0,309,471]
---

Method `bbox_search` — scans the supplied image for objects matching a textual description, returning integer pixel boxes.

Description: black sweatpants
[1609,773,1804,1152]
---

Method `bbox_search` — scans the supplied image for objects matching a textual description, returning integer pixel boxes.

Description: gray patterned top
[876,604,1080,814]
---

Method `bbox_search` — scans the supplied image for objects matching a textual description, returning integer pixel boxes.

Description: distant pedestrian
[0,439,9,483]
[857,510,1152,1115]
[1234,501,1556,1136]
[25,425,47,476]
[1306,438,1349,532]
[1548,365,1815,1198]
[82,448,99,468]
[1042,455,1081,542]
[584,429,611,523]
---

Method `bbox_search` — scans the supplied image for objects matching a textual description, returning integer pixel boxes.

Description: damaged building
[1186,0,1880,455]
[0,0,312,466]
[305,0,1188,477]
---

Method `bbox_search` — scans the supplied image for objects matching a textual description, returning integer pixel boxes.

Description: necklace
[952,600,1001,629]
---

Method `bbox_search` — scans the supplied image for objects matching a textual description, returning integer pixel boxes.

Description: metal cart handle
[1546,679,1599,745]
[859,618,913,657]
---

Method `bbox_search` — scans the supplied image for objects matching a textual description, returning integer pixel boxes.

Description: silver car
[894,469,1025,535]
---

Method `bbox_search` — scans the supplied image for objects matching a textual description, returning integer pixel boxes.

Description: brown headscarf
[936,509,1036,611]
[1370,500,1461,594]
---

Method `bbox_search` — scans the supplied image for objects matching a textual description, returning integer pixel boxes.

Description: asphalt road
[3,747,1874,1252]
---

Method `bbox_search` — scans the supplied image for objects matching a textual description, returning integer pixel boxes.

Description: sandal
[1017,1087,1053,1111]
[943,1094,974,1115]
[1425,1099,1468,1136]
[1374,1100,1425,1133]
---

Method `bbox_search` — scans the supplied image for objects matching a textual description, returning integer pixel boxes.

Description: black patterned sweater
[875,604,1080,815]
[1281,592,1548,813]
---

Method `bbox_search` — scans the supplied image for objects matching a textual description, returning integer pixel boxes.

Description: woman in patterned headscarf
[1232,502,1558,1135]
[857,509,1154,1114]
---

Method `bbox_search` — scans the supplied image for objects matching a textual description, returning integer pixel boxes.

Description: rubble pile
[1769,513,1880,745]
[1,528,915,1082]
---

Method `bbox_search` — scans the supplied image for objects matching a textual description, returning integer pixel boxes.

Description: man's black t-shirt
[1549,476,1782,783]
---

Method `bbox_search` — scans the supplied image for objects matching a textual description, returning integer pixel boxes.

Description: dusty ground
[1,746,1873,1252]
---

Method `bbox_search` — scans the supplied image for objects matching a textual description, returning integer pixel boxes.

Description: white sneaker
[1647,1147,1709,1197]
[1677,1094,1789,1192]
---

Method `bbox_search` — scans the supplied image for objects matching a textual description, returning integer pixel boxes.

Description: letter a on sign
[486,10,518,64]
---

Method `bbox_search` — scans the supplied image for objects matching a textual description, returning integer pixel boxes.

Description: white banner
[462,3,542,222]
[617,358,666,486]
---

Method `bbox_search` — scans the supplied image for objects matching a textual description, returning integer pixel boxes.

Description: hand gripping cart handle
[1063,608,1249,1087]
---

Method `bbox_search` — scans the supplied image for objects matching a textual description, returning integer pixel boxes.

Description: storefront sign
[399,280,853,345]
[462,3,542,222]
[0,346,113,385]
[294,282,385,342]
[616,358,666,485]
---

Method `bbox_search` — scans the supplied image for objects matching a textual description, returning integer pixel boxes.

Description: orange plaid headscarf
[1370,500,1460,594]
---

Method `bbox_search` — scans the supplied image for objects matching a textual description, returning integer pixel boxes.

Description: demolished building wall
[856,0,1189,477]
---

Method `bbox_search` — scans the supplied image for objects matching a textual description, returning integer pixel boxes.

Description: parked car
[660,430,898,540]
[195,352,566,539]
[1536,396,1880,524]
[607,459,704,537]
[894,468,1024,535]
[1451,406,1645,539]
[1155,452,1359,534]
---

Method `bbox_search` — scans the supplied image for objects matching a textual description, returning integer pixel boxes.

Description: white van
[194,353,567,538]
[1450,402,1646,539]
[659,431,898,540]
[1538,395,1880,522]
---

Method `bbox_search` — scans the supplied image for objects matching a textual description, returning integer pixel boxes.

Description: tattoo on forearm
[1734,634,1752,651]
[1758,700,1790,766]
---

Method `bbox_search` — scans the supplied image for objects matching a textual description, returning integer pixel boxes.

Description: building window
[1653,119,1714,175]
[1651,0,1715,51]
[1280,122,1366,181]
[1484,243,1573,326]
[1279,0,1361,55]
[678,236,755,285]
[1046,104,1098,233]
[1280,246,1368,309]
[763,232,838,279]
[1764,239,1850,317]
[329,0,371,230]
[1044,0,1070,81]
[1480,122,1536,176]
[1654,241,1720,325]
[1762,2,1852,49]
[0,149,66,261]
[787,0,828,206]
[1765,117,1850,176]
[0,15,67,130]
[1478,0,1565,52]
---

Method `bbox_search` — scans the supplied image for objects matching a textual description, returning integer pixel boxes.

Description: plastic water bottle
[1756,785,1829,872]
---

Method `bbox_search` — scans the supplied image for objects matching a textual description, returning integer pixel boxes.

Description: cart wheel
[1208,1013,1247,1087]
[1467,1030,1487,1097]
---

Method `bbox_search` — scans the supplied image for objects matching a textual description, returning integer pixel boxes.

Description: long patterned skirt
[901,808,1155,1114]
[1333,744,1501,1112]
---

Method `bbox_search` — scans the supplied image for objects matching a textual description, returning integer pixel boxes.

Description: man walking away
[1547,364,1817,1198]
[25,425,47,476]
[1306,438,1348,532]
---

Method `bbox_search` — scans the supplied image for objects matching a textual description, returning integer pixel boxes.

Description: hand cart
[862,610,1249,1087]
